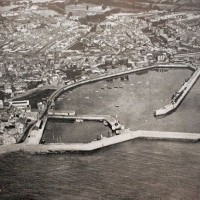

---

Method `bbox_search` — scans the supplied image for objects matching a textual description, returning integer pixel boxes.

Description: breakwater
[155,68,200,116]
[1,129,200,155]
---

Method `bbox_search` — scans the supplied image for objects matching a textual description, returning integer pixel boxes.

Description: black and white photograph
[1,0,200,199]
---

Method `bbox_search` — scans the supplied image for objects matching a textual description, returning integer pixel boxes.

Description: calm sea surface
[2,68,200,200]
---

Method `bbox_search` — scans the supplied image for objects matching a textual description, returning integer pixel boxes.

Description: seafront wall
[48,64,194,105]
[0,130,200,155]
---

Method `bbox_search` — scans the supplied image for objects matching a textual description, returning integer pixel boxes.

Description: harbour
[2,64,200,150]
[2,3,200,199]
[13,64,200,148]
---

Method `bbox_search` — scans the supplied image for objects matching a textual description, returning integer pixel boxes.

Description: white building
[0,100,3,109]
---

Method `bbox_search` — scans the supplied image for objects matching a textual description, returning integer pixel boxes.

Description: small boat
[115,105,120,107]
[107,87,112,89]
[76,119,83,123]
[85,97,89,99]
[97,134,103,140]
[103,120,108,126]
[57,97,63,102]
[116,130,120,135]
[41,139,45,144]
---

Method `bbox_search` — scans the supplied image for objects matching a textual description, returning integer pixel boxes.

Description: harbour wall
[155,67,200,116]
[1,130,200,155]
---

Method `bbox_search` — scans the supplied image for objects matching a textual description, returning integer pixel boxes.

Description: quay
[24,117,48,144]
[0,129,200,155]
[155,68,200,116]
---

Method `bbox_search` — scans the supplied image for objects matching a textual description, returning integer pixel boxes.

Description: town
[1,0,200,145]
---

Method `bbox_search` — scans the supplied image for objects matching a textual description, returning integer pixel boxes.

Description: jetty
[48,111,122,131]
[155,68,200,116]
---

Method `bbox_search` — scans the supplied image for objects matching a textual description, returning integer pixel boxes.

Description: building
[15,122,24,134]
[9,100,31,111]
[0,100,3,109]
